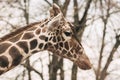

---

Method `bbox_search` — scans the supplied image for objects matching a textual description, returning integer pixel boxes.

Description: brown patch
[17,41,29,53]
[62,49,67,54]
[73,54,77,58]
[53,36,56,42]
[35,29,41,35]
[56,30,59,35]
[0,56,9,68]
[75,45,81,54]
[42,27,47,33]
[67,52,72,57]
[39,35,47,40]
[41,24,45,27]
[44,44,48,49]
[45,37,48,42]
[59,47,62,50]
[9,33,23,42]
[0,22,40,42]
[49,37,52,41]
[0,43,11,54]
[47,42,52,46]
[32,50,38,54]
[54,44,59,49]
[9,46,23,66]
[70,48,74,53]
[69,40,73,47]
[49,46,55,52]
[46,42,53,51]
[76,45,80,50]
[22,32,34,39]
[59,42,63,47]
[57,36,61,42]
[30,39,38,49]
[55,50,60,55]
[64,42,69,50]
[44,18,48,22]
[39,43,44,49]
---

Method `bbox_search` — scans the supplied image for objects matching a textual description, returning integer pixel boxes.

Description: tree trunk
[49,55,58,80]
[99,36,120,80]
[71,0,92,80]
[71,64,78,80]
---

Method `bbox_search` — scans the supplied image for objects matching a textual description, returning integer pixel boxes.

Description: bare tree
[0,0,120,80]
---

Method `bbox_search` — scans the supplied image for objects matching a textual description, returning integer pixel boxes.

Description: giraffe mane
[0,19,50,42]
[0,22,39,42]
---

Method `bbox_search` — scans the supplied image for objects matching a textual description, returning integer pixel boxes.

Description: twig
[44,0,52,6]
[99,34,120,80]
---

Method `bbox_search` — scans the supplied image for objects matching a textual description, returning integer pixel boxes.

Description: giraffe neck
[0,18,54,75]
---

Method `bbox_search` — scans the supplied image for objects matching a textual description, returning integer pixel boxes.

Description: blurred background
[0,0,120,80]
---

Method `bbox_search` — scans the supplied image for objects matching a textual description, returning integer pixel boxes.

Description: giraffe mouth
[75,54,92,70]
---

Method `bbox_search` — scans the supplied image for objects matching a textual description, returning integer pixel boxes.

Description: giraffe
[0,4,91,75]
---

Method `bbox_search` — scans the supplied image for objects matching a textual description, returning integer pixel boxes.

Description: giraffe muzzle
[76,54,92,70]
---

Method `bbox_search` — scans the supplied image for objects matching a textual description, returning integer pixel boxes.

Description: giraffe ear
[48,4,65,31]
[49,4,62,17]
[48,13,63,31]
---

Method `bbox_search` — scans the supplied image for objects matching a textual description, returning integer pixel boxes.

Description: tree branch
[44,0,52,6]
[99,34,120,80]
[23,63,44,80]
[96,0,111,80]
[73,0,79,26]
[62,0,70,17]
[76,0,92,32]
[53,0,59,4]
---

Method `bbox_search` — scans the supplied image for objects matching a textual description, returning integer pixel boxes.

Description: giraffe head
[44,4,91,70]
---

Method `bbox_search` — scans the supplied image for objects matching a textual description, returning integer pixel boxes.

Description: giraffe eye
[64,31,72,36]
